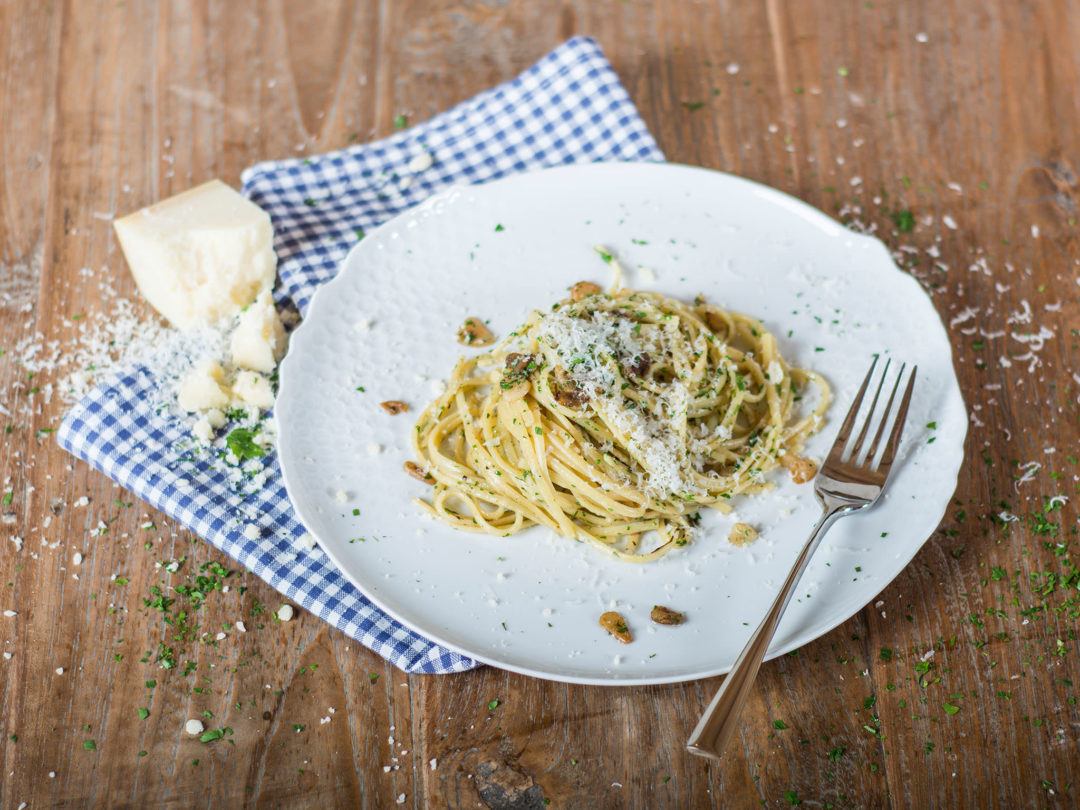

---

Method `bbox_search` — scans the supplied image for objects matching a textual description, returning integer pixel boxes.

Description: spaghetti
[409,272,829,561]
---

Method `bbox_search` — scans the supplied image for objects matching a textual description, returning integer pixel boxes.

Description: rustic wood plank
[2,0,1079,807]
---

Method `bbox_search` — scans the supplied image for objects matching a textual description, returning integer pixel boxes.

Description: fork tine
[849,358,891,461]
[827,355,878,463]
[875,365,917,478]
[865,362,906,465]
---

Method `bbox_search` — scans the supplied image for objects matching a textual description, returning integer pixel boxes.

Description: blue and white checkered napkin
[58,37,663,674]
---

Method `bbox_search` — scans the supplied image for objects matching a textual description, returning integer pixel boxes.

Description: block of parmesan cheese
[113,180,277,329]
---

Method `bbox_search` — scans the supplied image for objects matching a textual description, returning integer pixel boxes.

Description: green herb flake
[891,209,915,232]
[943,702,960,715]
[138,708,149,720]
[225,428,265,461]
[488,699,500,710]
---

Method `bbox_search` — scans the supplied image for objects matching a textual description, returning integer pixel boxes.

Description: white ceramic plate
[276,163,966,685]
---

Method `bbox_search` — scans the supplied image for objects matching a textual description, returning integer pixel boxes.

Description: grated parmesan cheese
[537,308,702,497]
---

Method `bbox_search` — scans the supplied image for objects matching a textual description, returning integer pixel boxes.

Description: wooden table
[3,1,1078,807]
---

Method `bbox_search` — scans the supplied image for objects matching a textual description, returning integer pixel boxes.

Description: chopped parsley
[891,209,915,232]
[225,428,265,461]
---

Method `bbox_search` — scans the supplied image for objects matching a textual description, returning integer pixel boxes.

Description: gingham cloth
[57,37,664,674]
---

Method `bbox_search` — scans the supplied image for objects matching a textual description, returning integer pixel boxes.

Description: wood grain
[1,1,1078,807]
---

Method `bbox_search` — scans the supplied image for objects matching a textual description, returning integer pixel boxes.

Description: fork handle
[686,501,849,761]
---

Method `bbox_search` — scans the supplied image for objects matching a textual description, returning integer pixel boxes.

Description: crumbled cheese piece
[407,152,434,173]
[366,443,383,456]
[235,620,247,632]
[277,604,294,622]
[638,266,656,282]
[178,359,231,412]
[72,552,83,566]
[206,408,226,429]
[230,290,288,373]
[334,489,349,503]
[242,524,260,540]
[3,610,16,617]
[353,318,372,333]
[232,370,275,410]
[215,632,227,641]
[185,718,205,735]
[112,179,277,329]
[55,667,64,675]
[298,532,317,551]
[2,652,11,660]
[75,496,90,507]
[192,417,215,443]
[429,758,438,770]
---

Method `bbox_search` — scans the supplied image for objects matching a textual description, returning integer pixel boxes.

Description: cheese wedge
[113,179,276,329]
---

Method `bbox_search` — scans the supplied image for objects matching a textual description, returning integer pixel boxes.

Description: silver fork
[686,356,917,762]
